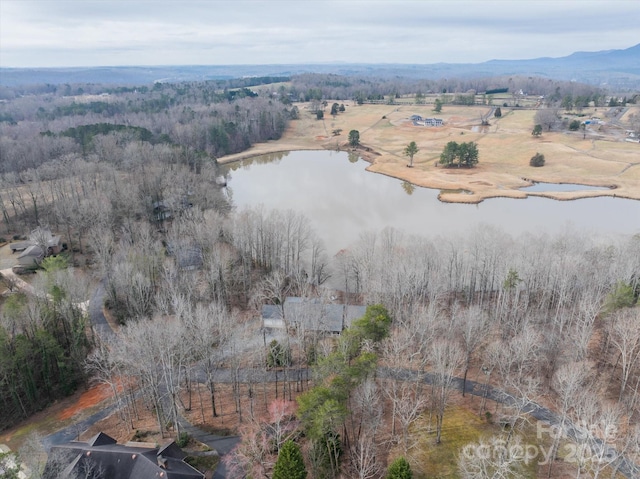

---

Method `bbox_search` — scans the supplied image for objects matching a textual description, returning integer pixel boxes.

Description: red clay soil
[57,383,114,421]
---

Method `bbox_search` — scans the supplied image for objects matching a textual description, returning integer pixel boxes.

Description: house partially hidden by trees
[43,432,204,479]
[10,228,63,269]
[262,297,367,334]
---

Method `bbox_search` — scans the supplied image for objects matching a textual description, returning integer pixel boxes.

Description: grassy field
[219,101,640,203]
[393,403,624,479]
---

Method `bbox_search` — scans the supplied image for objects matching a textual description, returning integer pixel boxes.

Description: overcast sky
[1,0,638,68]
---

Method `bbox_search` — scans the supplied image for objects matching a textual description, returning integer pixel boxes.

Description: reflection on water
[401,181,415,196]
[222,150,640,254]
[224,151,288,172]
[440,188,474,195]
[520,182,612,192]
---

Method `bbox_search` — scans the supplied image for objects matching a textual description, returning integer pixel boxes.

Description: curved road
[42,284,639,478]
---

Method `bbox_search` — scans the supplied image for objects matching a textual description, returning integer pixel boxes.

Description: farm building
[410,115,443,126]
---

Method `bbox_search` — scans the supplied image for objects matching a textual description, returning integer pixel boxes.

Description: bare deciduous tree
[430,340,464,444]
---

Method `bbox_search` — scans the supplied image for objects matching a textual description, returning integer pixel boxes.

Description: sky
[1,0,638,68]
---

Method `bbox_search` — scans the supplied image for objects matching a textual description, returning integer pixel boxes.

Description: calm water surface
[222,151,640,253]
[520,182,612,192]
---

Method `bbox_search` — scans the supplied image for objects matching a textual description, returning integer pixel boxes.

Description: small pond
[520,182,613,192]
[222,150,640,254]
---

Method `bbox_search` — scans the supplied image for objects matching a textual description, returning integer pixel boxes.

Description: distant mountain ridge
[1,44,638,89]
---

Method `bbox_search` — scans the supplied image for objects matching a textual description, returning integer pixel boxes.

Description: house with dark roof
[10,228,63,261]
[166,242,204,271]
[262,297,366,334]
[16,245,45,267]
[43,432,204,479]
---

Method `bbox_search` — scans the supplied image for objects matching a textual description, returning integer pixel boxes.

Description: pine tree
[386,456,413,479]
[273,439,307,479]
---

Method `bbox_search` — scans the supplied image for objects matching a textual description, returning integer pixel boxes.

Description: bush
[0,237,6,243]
[176,432,191,448]
[267,339,291,368]
[530,152,545,167]
[386,456,413,479]
[604,281,637,312]
[569,119,581,131]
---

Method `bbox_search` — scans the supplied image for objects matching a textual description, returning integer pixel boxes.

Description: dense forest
[0,74,639,478]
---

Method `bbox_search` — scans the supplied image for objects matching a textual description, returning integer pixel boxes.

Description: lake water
[520,182,612,192]
[222,150,640,254]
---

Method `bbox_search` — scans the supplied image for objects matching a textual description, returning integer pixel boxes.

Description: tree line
[0,79,298,175]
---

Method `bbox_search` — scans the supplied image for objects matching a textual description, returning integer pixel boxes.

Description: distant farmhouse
[262,297,367,334]
[410,115,443,127]
[43,432,204,479]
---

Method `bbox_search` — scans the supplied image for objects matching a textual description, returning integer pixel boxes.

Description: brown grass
[218,103,640,203]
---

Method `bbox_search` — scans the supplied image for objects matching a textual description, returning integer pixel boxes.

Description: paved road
[88,279,115,343]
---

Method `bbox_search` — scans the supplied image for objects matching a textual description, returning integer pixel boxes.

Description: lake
[222,150,640,254]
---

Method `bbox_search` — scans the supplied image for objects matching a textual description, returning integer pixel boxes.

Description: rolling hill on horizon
[1,43,638,89]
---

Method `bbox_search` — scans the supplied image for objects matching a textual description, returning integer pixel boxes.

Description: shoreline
[216,104,640,204]
[218,143,639,204]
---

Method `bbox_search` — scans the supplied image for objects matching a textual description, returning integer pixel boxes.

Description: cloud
[1,0,638,67]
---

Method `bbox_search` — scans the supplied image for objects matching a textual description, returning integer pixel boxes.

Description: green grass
[185,453,220,474]
[410,407,541,479]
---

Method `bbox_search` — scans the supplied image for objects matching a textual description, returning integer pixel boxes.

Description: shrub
[569,119,581,131]
[530,152,545,167]
[386,456,413,479]
[273,440,306,479]
[176,432,191,448]
[267,339,291,368]
[604,281,637,312]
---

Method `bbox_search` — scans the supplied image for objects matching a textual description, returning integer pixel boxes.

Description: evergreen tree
[273,440,307,479]
[348,130,360,147]
[387,456,413,479]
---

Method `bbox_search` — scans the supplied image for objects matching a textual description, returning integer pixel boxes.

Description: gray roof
[10,241,32,252]
[17,245,44,260]
[262,297,366,333]
[261,304,282,320]
[43,433,204,479]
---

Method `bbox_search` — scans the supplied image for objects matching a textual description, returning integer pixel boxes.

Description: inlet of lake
[222,150,640,254]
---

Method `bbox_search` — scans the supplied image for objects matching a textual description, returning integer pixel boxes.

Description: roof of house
[9,241,33,252]
[262,297,366,333]
[43,432,204,479]
[11,231,61,252]
[17,245,44,260]
[175,246,204,270]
